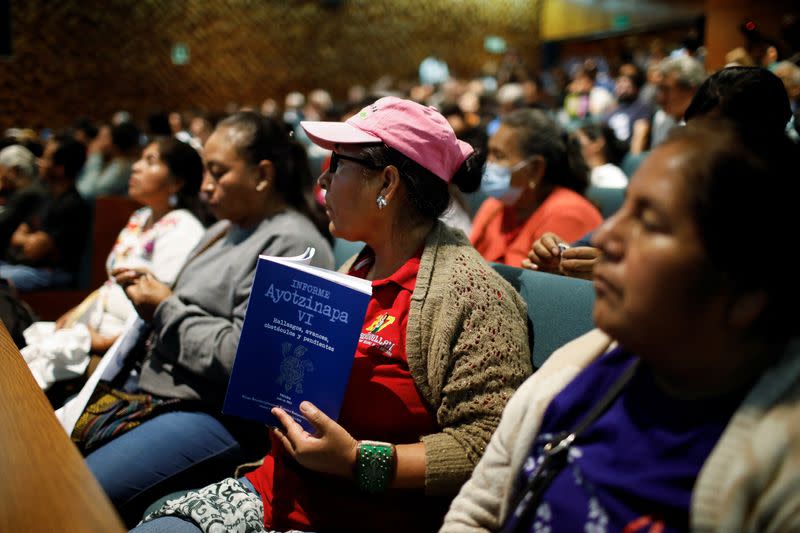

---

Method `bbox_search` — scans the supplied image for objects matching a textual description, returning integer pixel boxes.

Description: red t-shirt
[246,247,448,531]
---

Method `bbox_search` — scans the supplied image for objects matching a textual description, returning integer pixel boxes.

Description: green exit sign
[612,14,630,30]
[484,36,508,54]
[171,43,190,65]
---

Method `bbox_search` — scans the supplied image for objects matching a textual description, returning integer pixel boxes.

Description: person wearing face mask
[470,109,602,267]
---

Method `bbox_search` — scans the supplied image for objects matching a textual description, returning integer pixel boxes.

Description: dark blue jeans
[85,411,248,527]
[0,261,72,291]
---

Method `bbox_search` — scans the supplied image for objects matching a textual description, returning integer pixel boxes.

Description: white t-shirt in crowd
[590,163,628,189]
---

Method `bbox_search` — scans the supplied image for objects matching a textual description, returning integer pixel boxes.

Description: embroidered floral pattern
[532,502,552,533]
[521,433,611,533]
[106,208,177,273]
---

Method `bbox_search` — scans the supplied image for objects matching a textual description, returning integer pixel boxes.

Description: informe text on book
[263,278,353,352]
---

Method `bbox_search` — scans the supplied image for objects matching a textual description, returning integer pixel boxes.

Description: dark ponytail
[450,150,485,193]
[501,109,590,195]
[562,133,590,193]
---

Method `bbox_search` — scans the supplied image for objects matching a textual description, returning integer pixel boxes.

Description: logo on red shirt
[360,313,397,357]
[366,313,395,334]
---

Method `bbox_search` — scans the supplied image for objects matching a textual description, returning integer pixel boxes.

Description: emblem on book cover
[277,342,314,393]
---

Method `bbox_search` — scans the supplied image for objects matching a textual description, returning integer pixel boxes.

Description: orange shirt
[470,186,603,267]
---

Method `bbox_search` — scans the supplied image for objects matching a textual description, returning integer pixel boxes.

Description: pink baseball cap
[301,96,474,183]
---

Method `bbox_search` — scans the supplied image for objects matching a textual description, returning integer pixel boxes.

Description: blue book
[223,248,371,433]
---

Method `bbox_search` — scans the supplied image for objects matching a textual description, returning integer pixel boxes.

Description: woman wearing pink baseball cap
[136,97,532,532]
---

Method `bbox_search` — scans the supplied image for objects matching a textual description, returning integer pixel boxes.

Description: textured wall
[1,0,540,131]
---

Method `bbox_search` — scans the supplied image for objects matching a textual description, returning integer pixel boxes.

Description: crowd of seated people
[21,137,207,391]
[133,95,532,533]
[526,65,794,281]
[0,135,90,292]
[0,34,799,532]
[77,121,141,199]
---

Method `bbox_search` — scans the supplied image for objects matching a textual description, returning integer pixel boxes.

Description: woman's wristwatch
[355,440,396,494]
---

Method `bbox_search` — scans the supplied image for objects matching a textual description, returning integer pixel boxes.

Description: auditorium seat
[585,184,626,219]
[621,150,649,178]
[492,264,595,369]
[333,238,365,270]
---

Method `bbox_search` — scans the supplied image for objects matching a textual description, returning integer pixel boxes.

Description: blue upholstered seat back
[333,238,365,270]
[492,264,596,368]
[585,185,626,219]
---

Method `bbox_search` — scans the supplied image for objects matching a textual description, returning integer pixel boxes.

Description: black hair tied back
[450,149,485,194]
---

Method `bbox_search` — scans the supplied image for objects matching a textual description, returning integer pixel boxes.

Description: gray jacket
[138,209,333,407]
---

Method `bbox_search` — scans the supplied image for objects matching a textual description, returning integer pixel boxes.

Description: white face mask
[480,159,531,206]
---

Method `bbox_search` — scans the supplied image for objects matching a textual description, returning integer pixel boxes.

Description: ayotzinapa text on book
[223,248,371,433]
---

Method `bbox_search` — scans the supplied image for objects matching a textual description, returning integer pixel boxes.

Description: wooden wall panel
[704,0,797,72]
[1,0,541,131]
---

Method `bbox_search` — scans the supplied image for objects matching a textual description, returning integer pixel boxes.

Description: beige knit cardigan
[342,222,533,496]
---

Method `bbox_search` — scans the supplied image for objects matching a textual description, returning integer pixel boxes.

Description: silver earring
[376,195,388,210]
[168,193,178,207]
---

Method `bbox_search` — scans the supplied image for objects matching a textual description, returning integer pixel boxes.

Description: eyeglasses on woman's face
[329,151,382,174]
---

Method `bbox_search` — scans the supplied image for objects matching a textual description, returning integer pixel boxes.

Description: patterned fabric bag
[140,477,269,533]
[70,381,194,455]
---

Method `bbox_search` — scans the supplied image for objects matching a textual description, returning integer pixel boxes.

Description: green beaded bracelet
[355,440,395,494]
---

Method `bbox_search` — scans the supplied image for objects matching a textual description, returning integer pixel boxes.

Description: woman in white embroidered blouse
[22,137,207,390]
